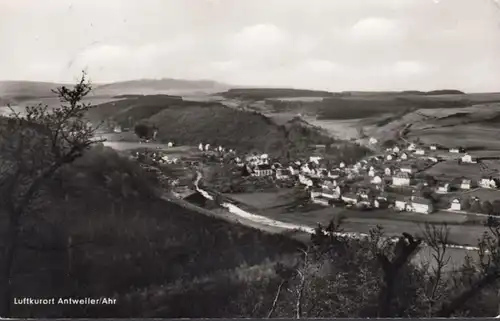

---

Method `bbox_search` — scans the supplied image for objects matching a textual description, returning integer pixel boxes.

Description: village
[125,135,500,218]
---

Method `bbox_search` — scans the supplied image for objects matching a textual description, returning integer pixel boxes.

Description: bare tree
[0,72,102,316]
[419,223,451,316]
[436,217,500,317]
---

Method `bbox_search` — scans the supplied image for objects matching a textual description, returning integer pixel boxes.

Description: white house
[113,126,122,133]
[461,153,477,164]
[394,196,408,211]
[393,146,401,153]
[322,186,341,199]
[430,145,437,150]
[310,156,322,164]
[460,179,472,190]
[409,196,434,214]
[299,174,314,187]
[368,168,376,177]
[198,143,204,151]
[428,157,439,163]
[400,153,409,160]
[371,175,383,185]
[407,143,416,151]
[167,142,174,147]
[369,137,378,145]
[450,198,462,211]
[384,167,392,176]
[400,166,416,174]
[386,154,395,161]
[415,149,425,155]
[392,172,411,186]
[253,164,273,177]
[449,147,462,153]
[339,162,346,169]
[204,143,211,151]
[479,177,497,189]
[342,193,360,204]
[436,183,450,193]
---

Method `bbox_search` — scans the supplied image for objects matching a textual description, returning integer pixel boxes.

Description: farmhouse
[299,174,314,187]
[384,167,393,176]
[342,193,360,205]
[322,186,341,199]
[400,153,409,160]
[407,143,416,151]
[409,196,434,214]
[386,154,396,161]
[400,165,416,174]
[392,171,412,186]
[461,153,478,164]
[436,182,450,193]
[430,145,437,151]
[449,147,464,153]
[415,149,425,155]
[394,195,408,211]
[252,164,273,177]
[368,168,376,177]
[460,179,472,190]
[479,177,498,189]
[450,198,462,211]
[369,137,378,144]
[393,146,401,153]
[339,162,346,169]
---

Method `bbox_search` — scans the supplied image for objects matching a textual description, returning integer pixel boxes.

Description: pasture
[463,188,500,202]
[225,189,295,210]
[423,160,491,179]
[407,124,500,150]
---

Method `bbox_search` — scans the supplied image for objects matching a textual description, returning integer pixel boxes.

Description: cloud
[391,61,428,76]
[350,17,406,43]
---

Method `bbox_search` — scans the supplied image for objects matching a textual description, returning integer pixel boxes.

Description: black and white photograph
[1,0,500,318]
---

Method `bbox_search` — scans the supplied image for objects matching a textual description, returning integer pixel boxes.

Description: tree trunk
[0,213,21,317]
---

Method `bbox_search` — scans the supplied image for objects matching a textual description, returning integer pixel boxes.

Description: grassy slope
[9,145,303,318]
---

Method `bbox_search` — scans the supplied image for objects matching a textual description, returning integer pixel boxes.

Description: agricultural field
[423,160,495,180]
[224,189,295,210]
[462,188,500,203]
[407,124,500,150]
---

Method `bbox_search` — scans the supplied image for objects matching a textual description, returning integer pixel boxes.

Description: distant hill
[219,88,337,100]
[0,78,233,104]
[89,95,335,156]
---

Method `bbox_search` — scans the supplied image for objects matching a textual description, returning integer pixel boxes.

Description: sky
[1,0,500,92]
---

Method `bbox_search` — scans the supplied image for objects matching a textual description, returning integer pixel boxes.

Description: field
[463,188,500,202]
[224,190,295,210]
[423,160,496,179]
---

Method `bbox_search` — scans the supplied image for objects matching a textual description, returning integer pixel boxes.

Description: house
[299,174,314,187]
[386,154,395,161]
[450,147,464,153]
[328,170,341,179]
[368,168,376,177]
[479,177,497,189]
[310,188,323,199]
[407,143,416,151]
[342,193,360,204]
[322,186,341,199]
[252,164,273,177]
[400,153,408,160]
[436,182,450,193]
[276,168,291,180]
[415,149,425,155]
[400,165,416,174]
[371,175,383,185]
[113,125,122,133]
[430,145,437,151]
[205,143,211,151]
[392,171,412,186]
[309,156,322,164]
[394,196,408,211]
[339,162,346,169]
[384,167,393,176]
[461,153,477,164]
[450,198,461,211]
[198,143,204,151]
[409,196,434,214]
[321,179,337,189]
[167,142,174,147]
[460,179,472,190]
[369,137,378,145]
[393,146,401,153]
[312,196,330,206]
[428,157,439,163]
